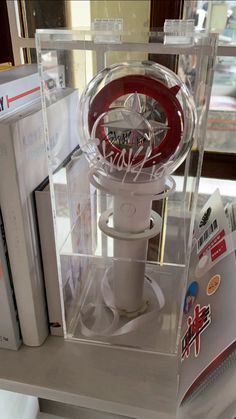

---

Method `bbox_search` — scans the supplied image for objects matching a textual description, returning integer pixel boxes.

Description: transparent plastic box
[36,28,217,360]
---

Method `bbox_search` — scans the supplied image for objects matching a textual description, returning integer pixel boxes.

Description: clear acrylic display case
[36,28,217,357]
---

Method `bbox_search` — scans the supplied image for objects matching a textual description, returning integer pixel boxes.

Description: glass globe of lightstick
[78,61,196,327]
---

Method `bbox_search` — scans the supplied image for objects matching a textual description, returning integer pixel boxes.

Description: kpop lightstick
[79,61,196,328]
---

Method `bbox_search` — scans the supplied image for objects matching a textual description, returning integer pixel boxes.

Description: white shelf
[0,336,177,419]
[37,414,67,419]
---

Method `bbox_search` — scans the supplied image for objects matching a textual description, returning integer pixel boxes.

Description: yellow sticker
[207,274,221,296]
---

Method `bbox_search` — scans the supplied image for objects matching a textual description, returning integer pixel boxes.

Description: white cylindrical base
[113,241,148,313]
[113,195,152,313]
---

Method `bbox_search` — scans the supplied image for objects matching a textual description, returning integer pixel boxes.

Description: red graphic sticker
[211,239,227,262]
[199,229,225,260]
[6,86,40,108]
[181,304,211,361]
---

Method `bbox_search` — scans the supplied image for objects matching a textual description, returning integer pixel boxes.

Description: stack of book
[0,64,80,348]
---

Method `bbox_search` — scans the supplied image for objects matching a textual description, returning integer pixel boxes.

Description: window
[184,0,236,179]
[6,0,235,179]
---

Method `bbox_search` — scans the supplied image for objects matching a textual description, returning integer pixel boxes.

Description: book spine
[0,209,21,350]
[35,189,63,336]
[0,123,48,346]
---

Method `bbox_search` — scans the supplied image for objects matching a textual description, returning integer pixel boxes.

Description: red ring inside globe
[88,74,184,168]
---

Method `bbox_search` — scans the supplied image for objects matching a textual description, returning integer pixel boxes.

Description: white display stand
[36,28,217,415]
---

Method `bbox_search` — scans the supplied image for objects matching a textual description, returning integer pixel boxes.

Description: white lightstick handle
[112,194,153,313]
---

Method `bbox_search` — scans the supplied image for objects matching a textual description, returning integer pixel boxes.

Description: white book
[0,210,21,350]
[0,64,65,119]
[0,88,79,346]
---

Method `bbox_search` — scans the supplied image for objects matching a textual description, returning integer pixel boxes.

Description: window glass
[185,0,236,44]
[185,1,236,154]
[207,55,236,153]
[22,0,66,38]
